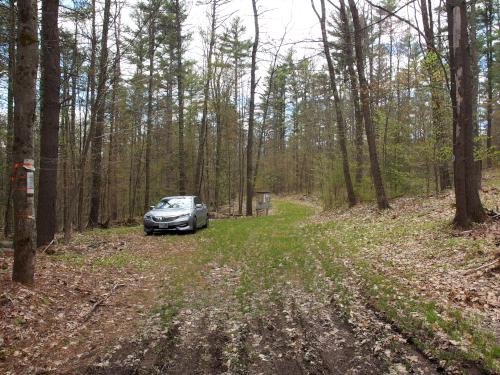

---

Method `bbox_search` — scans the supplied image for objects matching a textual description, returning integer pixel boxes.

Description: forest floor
[1,172,499,375]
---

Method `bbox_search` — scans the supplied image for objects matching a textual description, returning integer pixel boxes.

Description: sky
[182,0,321,62]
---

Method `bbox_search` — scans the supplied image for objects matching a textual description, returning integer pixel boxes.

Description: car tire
[144,229,153,236]
[191,217,197,234]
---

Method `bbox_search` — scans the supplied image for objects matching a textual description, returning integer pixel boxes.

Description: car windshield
[155,197,192,209]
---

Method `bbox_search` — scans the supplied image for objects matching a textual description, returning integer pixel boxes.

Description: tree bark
[253,82,271,191]
[469,0,482,189]
[485,0,493,168]
[128,60,144,221]
[175,0,186,195]
[246,0,259,216]
[447,0,485,228]
[107,12,120,222]
[237,62,243,215]
[37,0,61,246]
[61,63,71,243]
[420,0,451,191]
[88,0,111,227]
[165,60,174,193]
[12,0,38,285]
[348,0,390,210]
[313,0,357,207]
[65,25,79,242]
[77,0,97,230]
[339,0,364,185]
[3,0,16,239]
[195,0,218,197]
[214,89,222,211]
[144,18,155,211]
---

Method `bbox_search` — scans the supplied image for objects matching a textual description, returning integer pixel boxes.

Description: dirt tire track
[77,289,443,375]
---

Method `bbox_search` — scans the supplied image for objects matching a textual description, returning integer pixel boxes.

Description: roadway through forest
[74,200,450,375]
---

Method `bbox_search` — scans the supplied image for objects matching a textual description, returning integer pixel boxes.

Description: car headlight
[145,214,152,220]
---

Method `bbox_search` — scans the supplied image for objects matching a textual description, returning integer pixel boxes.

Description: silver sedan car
[143,196,209,235]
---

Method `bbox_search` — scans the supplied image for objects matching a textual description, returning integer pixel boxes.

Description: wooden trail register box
[256,192,271,216]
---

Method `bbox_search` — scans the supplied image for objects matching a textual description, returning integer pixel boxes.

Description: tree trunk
[128,61,143,221]
[339,0,363,185]
[246,0,259,216]
[214,96,222,211]
[447,0,485,228]
[3,0,16,239]
[65,25,79,242]
[195,0,218,197]
[88,0,111,227]
[37,0,61,246]
[420,0,451,191]
[175,0,186,195]
[61,65,71,243]
[313,0,357,207]
[144,18,155,211]
[348,0,390,210]
[254,42,284,190]
[107,12,120,222]
[237,63,243,215]
[469,0,482,189]
[12,0,38,285]
[77,0,97,230]
[165,69,174,193]
[485,0,493,168]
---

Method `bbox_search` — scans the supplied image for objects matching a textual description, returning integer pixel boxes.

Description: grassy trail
[109,200,427,375]
[149,199,497,375]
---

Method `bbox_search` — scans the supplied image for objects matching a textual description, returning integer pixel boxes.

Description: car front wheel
[191,217,197,233]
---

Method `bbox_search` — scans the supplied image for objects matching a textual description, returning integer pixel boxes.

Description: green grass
[198,201,316,308]
[55,249,152,270]
[91,251,152,270]
[54,252,86,267]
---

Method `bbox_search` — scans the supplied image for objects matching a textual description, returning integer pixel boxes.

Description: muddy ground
[76,274,443,375]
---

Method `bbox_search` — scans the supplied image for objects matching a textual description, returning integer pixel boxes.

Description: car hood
[147,208,191,217]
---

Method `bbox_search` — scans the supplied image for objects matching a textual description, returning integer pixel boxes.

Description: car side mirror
[150,205,155,210]
[196,203,203,209]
